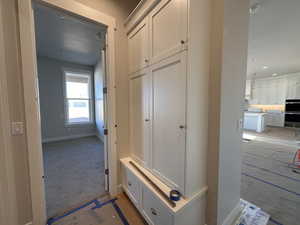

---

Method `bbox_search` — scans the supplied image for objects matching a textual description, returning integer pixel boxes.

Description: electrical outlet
[11,122,24,136]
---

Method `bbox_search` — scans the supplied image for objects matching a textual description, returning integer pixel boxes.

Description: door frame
[18,1,118,224]
[0,2,18,225]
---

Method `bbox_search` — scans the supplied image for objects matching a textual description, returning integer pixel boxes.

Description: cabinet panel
[151,52,186,191]
[122,167,141,207]
[130,70,152,166]
[149,0,187,64]
[128,18,149,74]
[141,185,173,225]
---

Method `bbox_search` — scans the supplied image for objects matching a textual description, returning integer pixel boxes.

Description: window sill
[65,122,95,128]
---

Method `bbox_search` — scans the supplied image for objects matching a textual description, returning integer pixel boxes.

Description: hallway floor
[48,193,147,225]
[43,136,106,218]
[241,139,300,225]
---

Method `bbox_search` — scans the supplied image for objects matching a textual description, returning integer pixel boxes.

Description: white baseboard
[222,200,243,225]
[42,133,96,143]
[96,133,104,143]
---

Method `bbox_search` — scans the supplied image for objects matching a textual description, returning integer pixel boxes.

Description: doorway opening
[242,0,300,224]
[33,3,108,218]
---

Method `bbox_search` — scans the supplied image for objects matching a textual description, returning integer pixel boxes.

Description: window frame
[62,68,94,126]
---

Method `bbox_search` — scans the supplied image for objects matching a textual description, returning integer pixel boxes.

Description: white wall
[94,58,105,141]
[37,56,96,142]
[0,0,32,224]
[208,0,249,224]
[0,0,139,224]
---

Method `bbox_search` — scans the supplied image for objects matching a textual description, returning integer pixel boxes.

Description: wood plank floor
[116,192,148,225]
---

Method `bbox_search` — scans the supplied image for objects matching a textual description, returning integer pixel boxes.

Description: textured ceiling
[248,0,300,78]
[34,4,106,66]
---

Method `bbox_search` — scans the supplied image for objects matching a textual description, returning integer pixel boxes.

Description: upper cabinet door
[149,0,188,64]
[128,18,149,74]
[129,70,152,167]
[151,52,187,193]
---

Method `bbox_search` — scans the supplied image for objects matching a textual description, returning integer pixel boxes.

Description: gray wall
[94,58,105,141]
[37,56,96,141]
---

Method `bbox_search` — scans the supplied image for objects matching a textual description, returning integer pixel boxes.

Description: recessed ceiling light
[263,66,269,69]
[272,73,278,76]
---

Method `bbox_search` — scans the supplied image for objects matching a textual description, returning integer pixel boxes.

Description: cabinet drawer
[122,167,141,206]
[141,185,173,225]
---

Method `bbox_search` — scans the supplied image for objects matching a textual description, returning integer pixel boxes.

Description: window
[64,70,93,125]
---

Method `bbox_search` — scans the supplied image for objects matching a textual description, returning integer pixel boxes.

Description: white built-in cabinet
[148,0,187,64]
[151,52,187,192]
[124,0,208,224]
[128,0,189,194]
[128,18,149,74]
[129,48,187,194]
[129,70,151,167]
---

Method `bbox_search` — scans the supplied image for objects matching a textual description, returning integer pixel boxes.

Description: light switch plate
[238,118,244,131]
[11,122,24,136]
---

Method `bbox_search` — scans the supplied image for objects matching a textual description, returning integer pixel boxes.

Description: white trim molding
[221,201,243,225]
[42,133,97,143]
[0,2,19,225]
[18,1,118,224]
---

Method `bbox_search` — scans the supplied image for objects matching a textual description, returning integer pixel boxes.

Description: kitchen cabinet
[265,112,285,127]
[244,112,266,133]
[249,77,286,105]
[286,76,300,99]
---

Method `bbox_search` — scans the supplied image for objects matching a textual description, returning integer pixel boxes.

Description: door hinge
[104,128,108,135]
[103,87,107,94]
[105,169,109,175]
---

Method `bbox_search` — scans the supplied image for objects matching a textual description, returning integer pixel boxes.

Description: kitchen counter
[244,112,267,133]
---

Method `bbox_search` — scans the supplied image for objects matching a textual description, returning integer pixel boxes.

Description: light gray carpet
[43,136,106,218]
[242,139,300,225]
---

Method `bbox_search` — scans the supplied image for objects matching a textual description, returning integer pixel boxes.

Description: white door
[151,52,187,192]
[149,0,187,64]
[130,70,152,167]
[128,18,149,74]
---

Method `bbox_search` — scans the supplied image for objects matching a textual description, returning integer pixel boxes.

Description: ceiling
[248,0,300,78]
[34,4,106,66]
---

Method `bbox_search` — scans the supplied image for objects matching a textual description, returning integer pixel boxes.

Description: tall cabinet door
[149,0,187,64]
[128,18,149,74]
[130,70,152,167]
[151,52,187,192]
